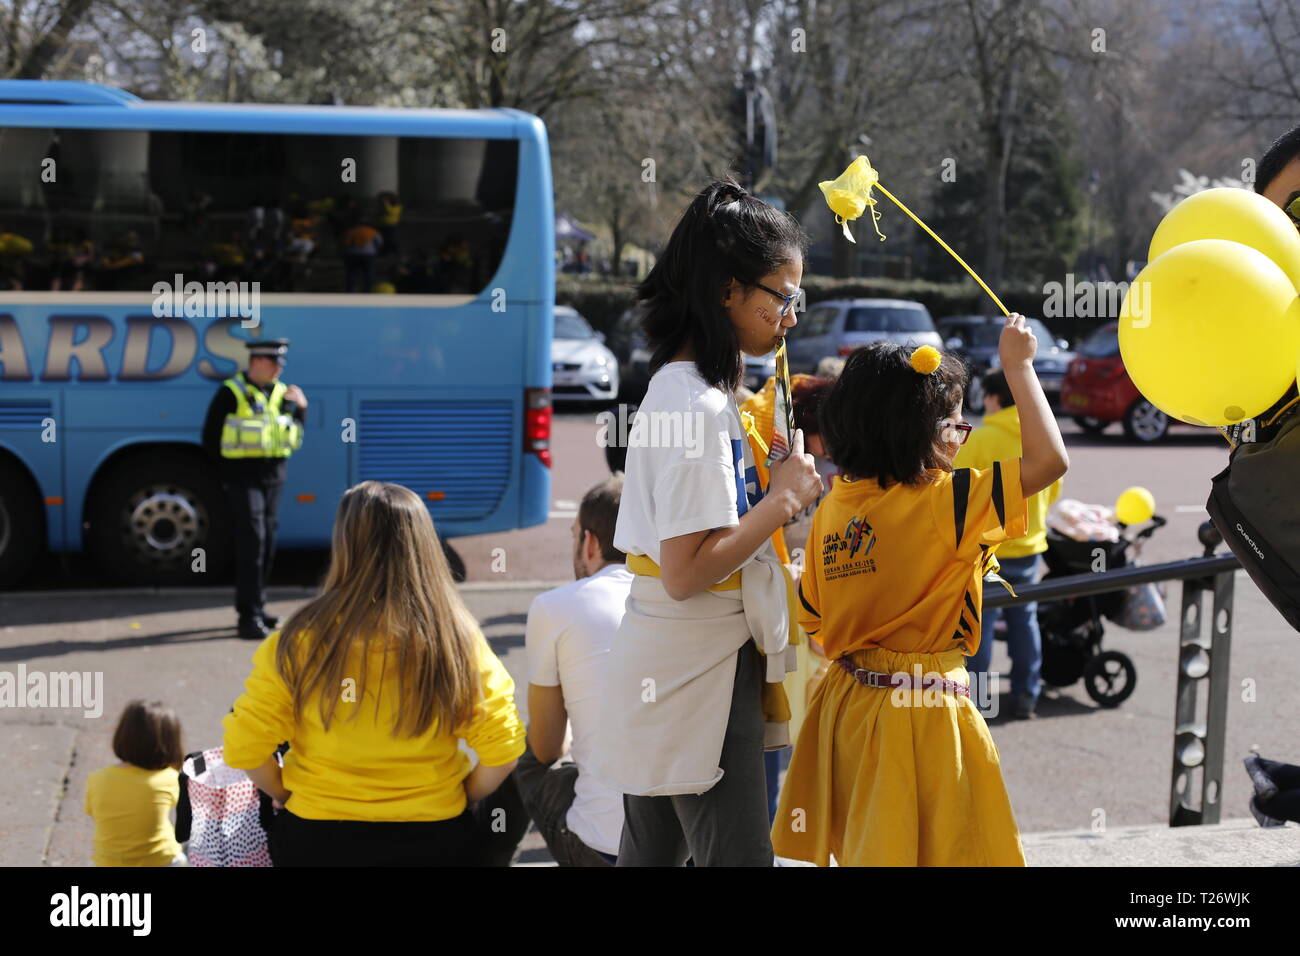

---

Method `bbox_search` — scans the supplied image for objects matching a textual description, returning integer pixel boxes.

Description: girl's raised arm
[999,313,1068,498]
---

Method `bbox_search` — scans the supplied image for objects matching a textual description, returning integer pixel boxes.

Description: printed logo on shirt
[822,514,878,580]
[731,438,765,516]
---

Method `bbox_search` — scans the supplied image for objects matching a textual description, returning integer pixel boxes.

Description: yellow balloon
[1119,239,1300,426]
[372,281,396,294]
[1149,187,1300,293]
[1115,487,1155,525]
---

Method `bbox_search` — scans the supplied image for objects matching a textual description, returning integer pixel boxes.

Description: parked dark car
[938,314,1074,413]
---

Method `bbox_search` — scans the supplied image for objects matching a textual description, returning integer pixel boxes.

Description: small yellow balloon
[1116,486,1155,525]
[1119,239,1300,426]
[372,281,396,294]
[1148,187,1300,294]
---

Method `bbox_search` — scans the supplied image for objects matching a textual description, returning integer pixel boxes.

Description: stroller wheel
[1083,650,1137,708]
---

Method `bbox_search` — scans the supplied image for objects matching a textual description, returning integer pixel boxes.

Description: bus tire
[88,453,232,586]
[0,460,44,588]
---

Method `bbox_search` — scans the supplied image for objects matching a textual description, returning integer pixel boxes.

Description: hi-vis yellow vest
[219,374,303,459]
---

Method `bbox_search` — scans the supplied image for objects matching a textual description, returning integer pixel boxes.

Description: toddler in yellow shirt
[84,700,186,867]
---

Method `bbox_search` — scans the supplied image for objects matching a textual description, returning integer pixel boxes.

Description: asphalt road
[5,406,1296,866]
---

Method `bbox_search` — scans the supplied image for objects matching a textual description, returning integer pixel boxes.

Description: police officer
[202,339,306,640]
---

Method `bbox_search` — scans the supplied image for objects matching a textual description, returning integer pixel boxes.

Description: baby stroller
[1032,513,1166,708]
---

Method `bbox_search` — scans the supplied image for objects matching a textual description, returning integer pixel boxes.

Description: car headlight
[587,354,610,368]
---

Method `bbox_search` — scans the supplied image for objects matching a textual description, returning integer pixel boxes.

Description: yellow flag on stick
[819,155,1010,317]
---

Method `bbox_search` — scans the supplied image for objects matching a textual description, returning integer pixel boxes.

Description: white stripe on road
[1175,505,1206,514]
[549,510,578,519]
[554,499,578,510]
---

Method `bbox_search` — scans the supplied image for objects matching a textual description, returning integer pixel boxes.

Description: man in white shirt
[513,475,631,866]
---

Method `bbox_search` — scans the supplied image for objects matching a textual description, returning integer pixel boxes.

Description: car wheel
[1072,416,1108,435]
[1122,399,1169,443]
[87,452,232,585]
[0,460,44,588]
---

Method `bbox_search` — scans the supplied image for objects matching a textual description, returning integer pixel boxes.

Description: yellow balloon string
[873,182,1010,318]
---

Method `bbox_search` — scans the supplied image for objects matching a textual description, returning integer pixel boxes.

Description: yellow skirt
[772,646,1025,867]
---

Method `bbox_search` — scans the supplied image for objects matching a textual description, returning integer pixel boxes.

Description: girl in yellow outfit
[772,313,1069,866]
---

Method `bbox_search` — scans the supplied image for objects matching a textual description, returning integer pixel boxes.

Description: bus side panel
[0,390,65,549]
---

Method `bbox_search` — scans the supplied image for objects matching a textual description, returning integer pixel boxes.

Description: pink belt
[835,655,971,698]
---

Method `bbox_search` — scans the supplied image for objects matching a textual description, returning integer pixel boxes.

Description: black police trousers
[226,479,283,623]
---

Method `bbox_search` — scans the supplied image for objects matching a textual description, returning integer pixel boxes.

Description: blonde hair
[276,481,480,737]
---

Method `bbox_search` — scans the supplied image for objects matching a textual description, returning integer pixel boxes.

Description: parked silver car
[551,306,619,403]
[786,298,942,374]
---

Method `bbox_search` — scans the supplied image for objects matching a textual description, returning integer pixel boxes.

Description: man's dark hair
[1256,124,1300,194]
[981,368,1015,408]
[819,343,969,488]
[637,178,807,392]
[578,474,624,564]
[112,699,184,771]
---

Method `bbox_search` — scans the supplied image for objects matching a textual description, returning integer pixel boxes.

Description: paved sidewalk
[1022,817,1300,866]
[4,578,1300,867]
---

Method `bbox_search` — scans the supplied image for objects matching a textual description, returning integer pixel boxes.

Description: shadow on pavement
[0,625,237,663]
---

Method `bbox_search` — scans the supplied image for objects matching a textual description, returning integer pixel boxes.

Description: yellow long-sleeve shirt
[953,405,1062,558]
[222,628,525,822]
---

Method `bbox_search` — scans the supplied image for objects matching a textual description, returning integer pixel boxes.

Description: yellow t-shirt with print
[797,459,1028,661]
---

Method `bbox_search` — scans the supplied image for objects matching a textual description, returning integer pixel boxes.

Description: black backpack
[1206,391,1300,632]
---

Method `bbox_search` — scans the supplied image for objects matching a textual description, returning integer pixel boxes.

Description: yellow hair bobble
[909,345,942,375]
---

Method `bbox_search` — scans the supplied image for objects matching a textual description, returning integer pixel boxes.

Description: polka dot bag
[179,747,274,867]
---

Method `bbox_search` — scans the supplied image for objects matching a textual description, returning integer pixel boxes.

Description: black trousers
[269,785,530,867]
[226,480,283,623]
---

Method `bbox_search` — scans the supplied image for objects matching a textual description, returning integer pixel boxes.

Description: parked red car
[1060,322,1172,443]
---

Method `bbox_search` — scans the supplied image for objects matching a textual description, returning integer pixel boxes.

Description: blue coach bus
[0,80,553,586]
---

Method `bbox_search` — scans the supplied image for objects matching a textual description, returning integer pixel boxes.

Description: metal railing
[983,546,1241,828]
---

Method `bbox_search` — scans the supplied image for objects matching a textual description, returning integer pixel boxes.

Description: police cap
[246,339,290,363]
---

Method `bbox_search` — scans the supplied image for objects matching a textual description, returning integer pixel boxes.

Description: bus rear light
[45,496,62,506]
[427,491,446,500]
[525,387,552,469]
[296,493,315,503]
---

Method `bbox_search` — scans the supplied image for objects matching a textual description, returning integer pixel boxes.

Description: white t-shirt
[525,562,634,856]
[613,362,764,565]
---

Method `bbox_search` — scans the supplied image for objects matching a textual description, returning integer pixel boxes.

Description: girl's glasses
[938,420,973,445]
[750,280,802,317]
[1287,195,1300,229]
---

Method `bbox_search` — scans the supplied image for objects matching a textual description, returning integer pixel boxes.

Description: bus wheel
[0,461,44,588]
[88,455,232,586]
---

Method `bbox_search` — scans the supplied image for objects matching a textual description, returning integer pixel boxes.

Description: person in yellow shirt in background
[223,480,527,866]
[84,700,187,866]
[955,368,1063,721]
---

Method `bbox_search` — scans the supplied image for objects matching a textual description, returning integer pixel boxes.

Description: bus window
[4,128,519,296]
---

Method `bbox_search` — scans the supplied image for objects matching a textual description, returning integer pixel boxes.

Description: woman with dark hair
[592,179,823,866]
[773,317,1068,866]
